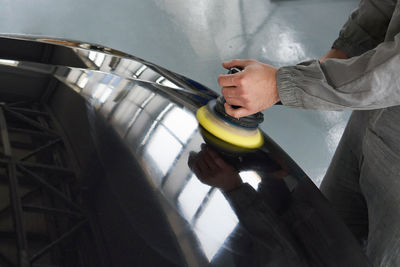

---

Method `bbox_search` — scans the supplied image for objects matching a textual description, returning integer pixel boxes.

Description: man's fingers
[203,149,219,171]
[224,103,252,118]
[218,73,243,87]
[196,156,210,175]
[207,149,229,169]
[188,152,196,169]
[224,96,245,107]
[188,154,204,178]
[221,86,240,98]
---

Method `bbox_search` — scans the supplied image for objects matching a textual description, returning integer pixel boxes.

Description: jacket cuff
[276,67,304,108]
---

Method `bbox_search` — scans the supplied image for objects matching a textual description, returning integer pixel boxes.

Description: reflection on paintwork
[0,59,18,66]
[194,190,238,261]
[156,77,180,89]
[77,72,89,88]
[92,84,112,103]
[66,41,185,91]
[0,55,248,262]
[145,124,183,177]
[60,65,272,262]
[134,65,148,78]
[178,174,211,221]
[162,106,198,143]
[239,170,262,189]
[0,35,368,266]
[66,69,84,89]
[81,69,237,259]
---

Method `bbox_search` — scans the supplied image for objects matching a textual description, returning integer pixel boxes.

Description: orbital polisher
[196,68,264,149]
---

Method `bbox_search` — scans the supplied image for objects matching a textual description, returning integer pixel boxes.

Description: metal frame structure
[0,101,90,267]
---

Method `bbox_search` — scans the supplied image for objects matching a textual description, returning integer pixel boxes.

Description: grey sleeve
[331,0,396,57]
[276,32,400,110]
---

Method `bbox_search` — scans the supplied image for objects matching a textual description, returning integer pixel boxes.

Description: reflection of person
[188,144,294,213]
[188,144,242,192]
[218,1,399,266]
[188,144,372,266]
[188,144,310,266]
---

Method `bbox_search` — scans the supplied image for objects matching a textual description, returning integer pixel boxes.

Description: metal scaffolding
[0,101,90,267]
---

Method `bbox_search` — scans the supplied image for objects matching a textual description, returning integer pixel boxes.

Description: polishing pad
[196,103,263,149]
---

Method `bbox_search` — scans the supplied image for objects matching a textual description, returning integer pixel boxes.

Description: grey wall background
[0,0,359,185]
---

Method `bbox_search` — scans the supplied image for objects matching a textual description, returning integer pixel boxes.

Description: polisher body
[196,97,264,149]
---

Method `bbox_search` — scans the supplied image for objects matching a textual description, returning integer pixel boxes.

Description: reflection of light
[125,108,143,135]
[239,170,262,190]
[178,174,210,221]
[194,191,238,261]
[77,73,88,88]
[140,92,155,108]
[66,69,82,84]
[92,84,112,103]
[99,88,112,103]
[155,103,173,121]
[145,125,183,175]
[88,51,96,61]
[88,51,106,67]
[94,53,105,67]
[162,107,197,143]
[0,59,18,66]
[134,65,147,77]
[92,84,107,99]
[101,73,113,84]
[112,76,122,86]
[155,77,180,89]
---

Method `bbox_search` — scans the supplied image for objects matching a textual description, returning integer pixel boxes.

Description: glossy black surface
[0,35,369,266]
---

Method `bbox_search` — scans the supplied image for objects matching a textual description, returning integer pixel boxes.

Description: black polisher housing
[213,96,264,129]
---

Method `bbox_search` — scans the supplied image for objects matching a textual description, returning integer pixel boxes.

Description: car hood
[0,35,369,267]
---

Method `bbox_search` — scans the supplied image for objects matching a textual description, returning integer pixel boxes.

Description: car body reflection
[0,34,369,266]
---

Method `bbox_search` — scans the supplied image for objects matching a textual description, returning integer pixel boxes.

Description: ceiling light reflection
[92,83,113,103]
[66,69,82,84]
[239,170,262,190]
[144,125,183,176]
[0,59,18,67]
[77,73,88,88]
[194,190,238,261]
[178,174,211,221]
[99,88,112,103]
[94,53,105,67]
[88,51,96,61]
[134,65,147,77]
[156,77,180,89]
[162,107,197,143]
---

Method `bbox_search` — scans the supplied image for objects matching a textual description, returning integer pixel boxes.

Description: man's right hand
[218,59,280,118]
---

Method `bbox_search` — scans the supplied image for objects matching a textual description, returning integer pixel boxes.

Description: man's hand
[188,145,242,192]
[218,59,279,118]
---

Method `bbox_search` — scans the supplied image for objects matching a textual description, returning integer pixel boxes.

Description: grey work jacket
[277,0,400,111]
[224,1,399,266]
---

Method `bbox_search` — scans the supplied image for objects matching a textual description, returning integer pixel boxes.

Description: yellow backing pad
[196,105,263,149]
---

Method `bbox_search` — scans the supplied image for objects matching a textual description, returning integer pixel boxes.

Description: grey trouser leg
[321,108,400,267]
[320,111,369,244]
